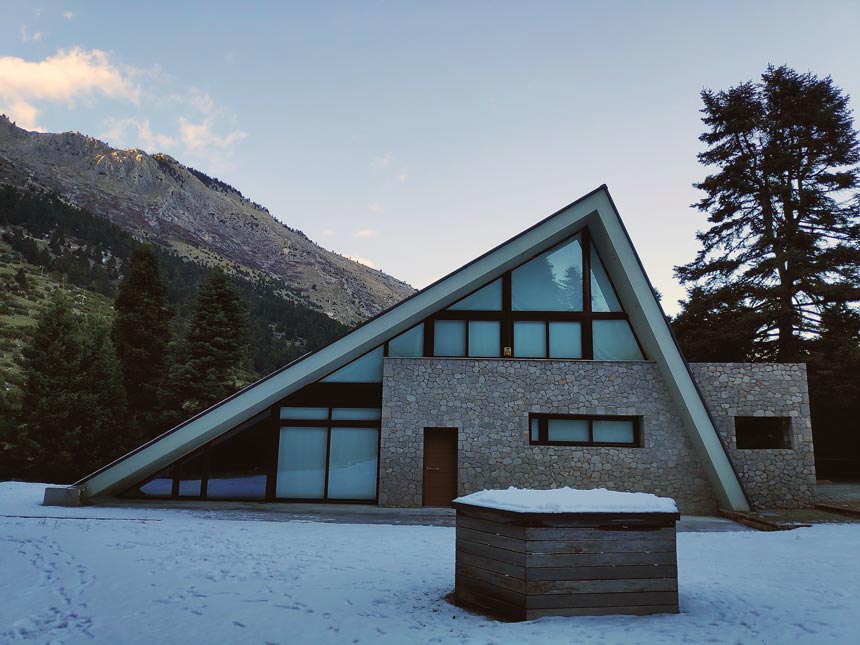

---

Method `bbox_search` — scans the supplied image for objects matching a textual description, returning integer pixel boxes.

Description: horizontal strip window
[529,414,640,447]
[279,406,381,427]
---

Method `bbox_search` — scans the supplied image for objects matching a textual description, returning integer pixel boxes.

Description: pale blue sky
[2,1,859,314]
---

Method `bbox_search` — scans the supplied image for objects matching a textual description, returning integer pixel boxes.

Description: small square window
[735,417,791,449]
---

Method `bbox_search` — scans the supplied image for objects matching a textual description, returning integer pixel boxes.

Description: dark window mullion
[323,408,333,500]
[544,321,550,358]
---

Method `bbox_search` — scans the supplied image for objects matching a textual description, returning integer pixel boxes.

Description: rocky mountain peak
[0,118,414,325]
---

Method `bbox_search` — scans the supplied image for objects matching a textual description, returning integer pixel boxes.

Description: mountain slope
[0,116,414,325]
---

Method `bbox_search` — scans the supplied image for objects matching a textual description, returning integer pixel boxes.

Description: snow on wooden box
[452,487,681,620]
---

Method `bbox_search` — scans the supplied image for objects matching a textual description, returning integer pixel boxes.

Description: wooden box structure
[453,501,680,620]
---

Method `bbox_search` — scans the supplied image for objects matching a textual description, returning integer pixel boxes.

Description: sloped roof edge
[72,186,749,511]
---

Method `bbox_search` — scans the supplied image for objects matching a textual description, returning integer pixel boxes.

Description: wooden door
[422,428,458,507]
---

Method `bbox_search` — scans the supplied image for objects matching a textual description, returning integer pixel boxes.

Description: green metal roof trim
[67,186,749,511]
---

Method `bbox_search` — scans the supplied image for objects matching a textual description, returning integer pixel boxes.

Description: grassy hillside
[0,239,114,391]
[0,186,349,389]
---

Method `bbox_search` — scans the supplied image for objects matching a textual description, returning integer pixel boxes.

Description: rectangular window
[514,321,546,357]
[434,320,467,356]
[529,414,639,446]
[468,320,501,357]
[735,417,791,449]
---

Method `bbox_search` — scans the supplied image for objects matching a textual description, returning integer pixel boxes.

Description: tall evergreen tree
[160,269,250,420]
[15,292,127,482]
[112,245,173,418]
[675,65,860,361]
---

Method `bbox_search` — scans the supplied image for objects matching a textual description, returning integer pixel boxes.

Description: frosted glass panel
[435,320,466,356]
[591,246,622,312]
[593,320,643,360]
[177,479,201,496]
[280,407,328,420]
[549,322,582,358]
[388,324,424,357]
[331,408,381,421]
[512,235,583,311]
[327,428,379,499]
[514,321,546,357]
[322,346,384,382]
[530,417,540,441]
[468,321,500,357]
[548,418,589,442]
[277,427,327,498]
[448,279,502,311]
[593,420,635,444]
[139,472,172,497]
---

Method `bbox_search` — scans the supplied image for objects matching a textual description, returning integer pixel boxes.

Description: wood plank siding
[452,502,680,620]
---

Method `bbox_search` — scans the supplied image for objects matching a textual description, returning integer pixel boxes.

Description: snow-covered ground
[1,482,858,644]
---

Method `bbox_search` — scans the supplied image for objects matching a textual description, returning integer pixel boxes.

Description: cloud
[0,48,141,130]
[346,255,375,268]
[63,11,75,20]
[321,228,334,237]
[20,26,43,43]
[367,201,384,213]
[0,48,247,168]
[353,229,378,238]
[101,117,176,151]
[371,151,392,169]
[178,115,246,153]
[398,169,409,182]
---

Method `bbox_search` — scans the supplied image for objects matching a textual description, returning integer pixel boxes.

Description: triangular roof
[73,186,750,511]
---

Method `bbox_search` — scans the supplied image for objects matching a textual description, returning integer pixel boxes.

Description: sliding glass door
[276,407,380,502]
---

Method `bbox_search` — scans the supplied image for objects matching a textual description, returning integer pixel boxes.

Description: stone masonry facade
[379,358,814,513]
[691,363,816,509]
[380,358,719,514]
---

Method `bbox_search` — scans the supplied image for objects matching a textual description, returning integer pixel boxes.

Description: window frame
[528,413,641,447]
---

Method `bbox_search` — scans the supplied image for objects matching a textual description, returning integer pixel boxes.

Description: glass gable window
[322,346,384,382]
[549,322,582,358]
[530,414,639,446]
[593,320,643,360]
[388,324,424,357]
[590,246,622,312]
[468,321,500,357]
[512,234,583,311]
[435,320,467,356]
[514,321,546,358]
[448,279,502,311]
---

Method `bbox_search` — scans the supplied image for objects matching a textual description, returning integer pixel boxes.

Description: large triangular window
[427,229,643,360]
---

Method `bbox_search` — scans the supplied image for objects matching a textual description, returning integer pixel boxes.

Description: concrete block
[43,486,83,506]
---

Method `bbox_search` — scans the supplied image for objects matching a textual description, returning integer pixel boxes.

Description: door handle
[426,466,440,471]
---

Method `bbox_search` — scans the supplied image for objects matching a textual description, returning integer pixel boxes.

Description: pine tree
[672,286,761,362]
[112,245,173,419]
[675,65,860,361]
[804,305,860,475]
[160,269,250,420]
[15,292,127,482]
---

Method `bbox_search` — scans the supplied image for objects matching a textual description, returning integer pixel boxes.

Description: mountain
[0,115,414,325]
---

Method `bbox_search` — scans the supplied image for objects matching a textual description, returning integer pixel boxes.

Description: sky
[1,1,859,315]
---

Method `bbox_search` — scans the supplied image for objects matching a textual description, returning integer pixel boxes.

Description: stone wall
[380,358,719,514]
[690,363,816,509]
